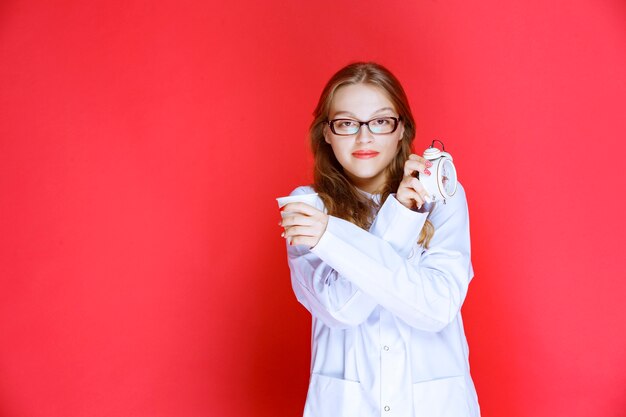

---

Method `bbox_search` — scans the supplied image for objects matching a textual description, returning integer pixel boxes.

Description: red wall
[1,1,625,416]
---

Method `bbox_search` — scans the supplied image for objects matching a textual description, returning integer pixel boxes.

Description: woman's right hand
[396,154,432,210]
[280,202,329,248]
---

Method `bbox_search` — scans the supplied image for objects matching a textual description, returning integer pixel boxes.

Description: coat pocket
[412,375,471,417]
[303,373,368,417]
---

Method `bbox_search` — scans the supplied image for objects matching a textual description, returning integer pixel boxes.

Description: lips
[352,150,379,159]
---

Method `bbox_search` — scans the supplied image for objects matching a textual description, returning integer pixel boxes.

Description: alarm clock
[419,140,458,203]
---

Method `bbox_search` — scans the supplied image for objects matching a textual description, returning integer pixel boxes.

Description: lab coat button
[384,405,390,411]
[383,345,390,351]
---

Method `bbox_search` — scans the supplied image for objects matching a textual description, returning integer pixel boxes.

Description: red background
[1,1,625,416]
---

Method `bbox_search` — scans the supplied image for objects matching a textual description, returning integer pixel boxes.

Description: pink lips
[352,150,379,159]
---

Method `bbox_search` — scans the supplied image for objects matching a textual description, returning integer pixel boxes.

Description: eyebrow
[331,107,396,119]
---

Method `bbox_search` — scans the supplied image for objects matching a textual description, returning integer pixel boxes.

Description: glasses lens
[331,119,359,135]
[368,117,397,134]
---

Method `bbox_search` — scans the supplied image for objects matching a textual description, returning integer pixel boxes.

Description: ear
[395,124,405,149]
[323,125,332,144]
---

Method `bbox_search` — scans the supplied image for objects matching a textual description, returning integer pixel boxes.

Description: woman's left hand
[396,154,432,210]
[279,202,329,248]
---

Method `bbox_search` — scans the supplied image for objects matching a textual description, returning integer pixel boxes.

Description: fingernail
[426,161,433,167]
[281,232,285,238]
[425,169,431,175]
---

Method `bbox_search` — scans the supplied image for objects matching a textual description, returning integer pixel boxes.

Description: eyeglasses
[327,116,401,136]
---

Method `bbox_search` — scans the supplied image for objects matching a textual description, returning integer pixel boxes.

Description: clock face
[440,159,457,196]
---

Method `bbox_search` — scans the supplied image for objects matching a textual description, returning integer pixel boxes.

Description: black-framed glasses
[327,116,401,136]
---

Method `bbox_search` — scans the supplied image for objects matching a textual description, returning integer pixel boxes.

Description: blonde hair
[310,62,434,248]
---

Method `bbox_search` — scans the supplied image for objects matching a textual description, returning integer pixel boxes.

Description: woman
[279,62,480,417]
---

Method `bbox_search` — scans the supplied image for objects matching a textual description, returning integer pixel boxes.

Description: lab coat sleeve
[368,192,430,258]
[311,184,473,332]
[288,244,378,328]
[287,186,382,329]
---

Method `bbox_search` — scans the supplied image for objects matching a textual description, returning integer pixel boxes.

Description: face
[324,83,404,194]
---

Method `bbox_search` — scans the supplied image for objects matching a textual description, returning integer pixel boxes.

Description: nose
[355,125,374,143]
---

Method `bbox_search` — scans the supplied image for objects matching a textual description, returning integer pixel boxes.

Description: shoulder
[290,185,316,196]
[428,182,470,227]
[450,181,468,206]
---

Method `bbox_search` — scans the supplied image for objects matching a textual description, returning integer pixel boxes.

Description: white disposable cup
[276,193,323,217]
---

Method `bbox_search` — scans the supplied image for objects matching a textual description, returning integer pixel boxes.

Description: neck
[345,173,386,195]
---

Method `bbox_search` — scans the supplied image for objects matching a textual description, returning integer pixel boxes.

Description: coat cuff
[368,195,429,257]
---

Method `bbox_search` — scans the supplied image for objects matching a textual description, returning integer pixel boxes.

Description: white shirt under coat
[286,184,480,417]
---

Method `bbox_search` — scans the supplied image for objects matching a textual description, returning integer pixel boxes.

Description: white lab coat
[286,184,480,417]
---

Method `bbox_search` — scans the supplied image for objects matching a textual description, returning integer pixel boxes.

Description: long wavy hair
[310,62,434,248]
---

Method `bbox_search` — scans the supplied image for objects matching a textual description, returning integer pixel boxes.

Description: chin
[347,171,386,185]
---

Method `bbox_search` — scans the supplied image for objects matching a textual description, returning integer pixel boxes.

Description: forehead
[330,83,396,118]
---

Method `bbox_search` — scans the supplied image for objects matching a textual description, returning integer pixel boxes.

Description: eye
[339,120,356,127]
[373,118,391,126]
